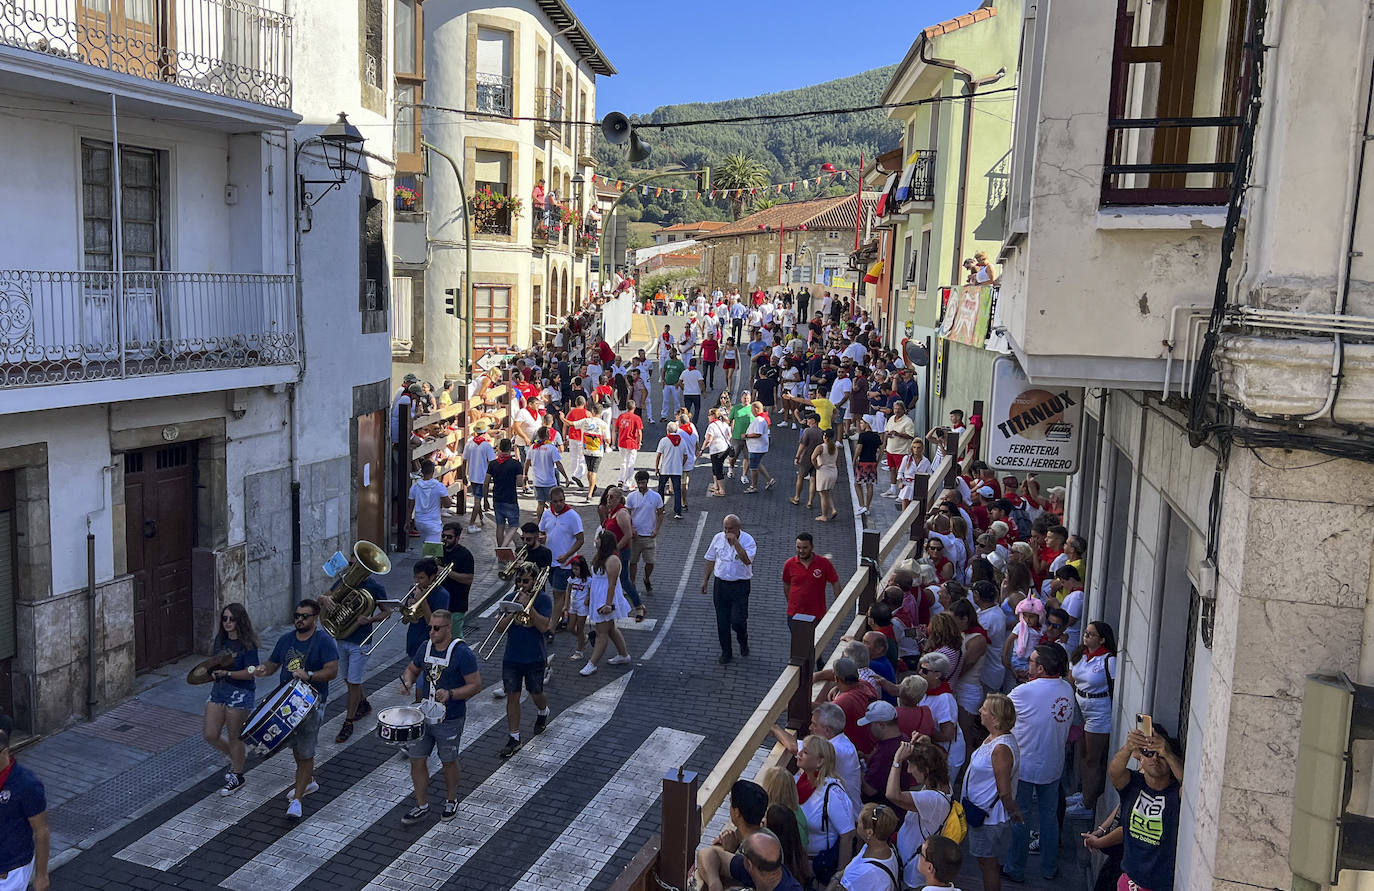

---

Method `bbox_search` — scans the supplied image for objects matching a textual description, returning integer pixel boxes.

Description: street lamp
[297,112,366,211]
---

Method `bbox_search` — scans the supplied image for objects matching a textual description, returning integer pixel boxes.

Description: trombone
[497,544,529,580]
[361,562,453,655]
[477,565,548,660]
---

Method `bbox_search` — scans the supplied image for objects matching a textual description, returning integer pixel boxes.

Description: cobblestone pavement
[41,318,1082,890]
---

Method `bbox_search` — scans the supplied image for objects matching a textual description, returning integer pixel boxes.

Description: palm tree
[712,151,770,219]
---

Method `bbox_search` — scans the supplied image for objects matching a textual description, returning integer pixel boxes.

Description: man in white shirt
[827,368,853,439]
[408,458,452,547]
[654,422,690,519]
[462,424,496,532]
[699,514,756,664]
[882,401,916,497]
[679,359,706,426]
[841,338,868,366]
[625,470,666,592]
[538,487,584,637]
[523,426,567,517]
[1006,644,1075,882]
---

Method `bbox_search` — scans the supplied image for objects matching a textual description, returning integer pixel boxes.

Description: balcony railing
[896,149,937,206]
[535,87,563,140]
[0,0,293,109]
[475,207,512,236]
[474,71,511,116]
[0,269,298,387]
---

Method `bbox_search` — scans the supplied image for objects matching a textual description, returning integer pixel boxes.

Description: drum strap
[423,638,462,668]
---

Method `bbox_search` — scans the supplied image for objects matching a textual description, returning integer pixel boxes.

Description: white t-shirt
[925,691,964,770]
[514,407,539,443]
[839,845,900,891]
[978,604,1008,690]
[539,506,584,568]
[625,489,665,535]
[829,376,853,407]
[679,368,704,396]
[1060,589,1085,649]
[800,777,855,856]
[463,439,495,485]
[655,436,688,475]
[408,478,446,526]
[527,443,562,487]
[1071,651,1116,696]
[895,790,957,887]
[746,416,770,453]
[1008,677,1076,784]
[841,341,869,365]
[831,733,864,812]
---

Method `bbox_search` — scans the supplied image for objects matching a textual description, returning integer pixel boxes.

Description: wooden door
[124,443,195,671]
[77,1,175,82]
[356,411,386,547]
[0,471,16,721]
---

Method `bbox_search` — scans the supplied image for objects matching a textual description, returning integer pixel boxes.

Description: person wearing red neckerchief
[0,715,49,891]
[613,400,644,487]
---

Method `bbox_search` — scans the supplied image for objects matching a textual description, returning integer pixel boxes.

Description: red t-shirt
[897,704,936,740]
[833,684,878,755]
[702,338,719,362]
[566,407,588,442]
[597,340,616,365]
[781,555,839,618]
[615,411,643,449]
[969,504,991,533]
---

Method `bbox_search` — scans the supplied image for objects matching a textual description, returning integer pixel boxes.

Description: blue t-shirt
[728,852,803,891]
[870,655,898,704]
[410,639,481,721]
[341,578,388,645]
[210,637,260,698]
[269,628,339,702]
[405,585,450,657]
[1121,771,1181,891]
[0,761,46,872]
[503,591,553,665]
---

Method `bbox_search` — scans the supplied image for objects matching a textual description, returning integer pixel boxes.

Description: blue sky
[571,0,982,115]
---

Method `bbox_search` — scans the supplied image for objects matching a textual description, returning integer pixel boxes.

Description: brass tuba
[319,541,392,639]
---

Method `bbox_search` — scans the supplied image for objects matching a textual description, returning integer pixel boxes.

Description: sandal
[789,498,799,505]
[569,650,584,660]
[632,606,648,623]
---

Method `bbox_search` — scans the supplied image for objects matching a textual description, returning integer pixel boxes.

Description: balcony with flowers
[471,187,521,237]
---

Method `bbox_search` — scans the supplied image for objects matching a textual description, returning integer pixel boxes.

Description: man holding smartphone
[1109,720,1184,891]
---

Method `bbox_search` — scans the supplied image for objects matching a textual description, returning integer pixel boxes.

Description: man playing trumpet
[498,561,553,759]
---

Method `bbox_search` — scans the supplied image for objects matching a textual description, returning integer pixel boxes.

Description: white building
[0,0,398,734]
[997,0,1374,888]
[390,0,613,386]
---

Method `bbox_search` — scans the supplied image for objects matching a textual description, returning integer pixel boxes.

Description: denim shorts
[550,566,572,593]
[494,501,520,527]
[967,820,1011,859]
[404,714,464,763]
[502,660,546,696]
[289,701,325,760]
[336,639,367,685]
[469,482,486,498]
[208,686,254,711]
[747,451,765,469]
[535,485,553,502]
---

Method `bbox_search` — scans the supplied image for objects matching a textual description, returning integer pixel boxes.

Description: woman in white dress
[885,739,956,890]
[964,693,1023,891]
[811,430,840,522]
[579,529,631,676]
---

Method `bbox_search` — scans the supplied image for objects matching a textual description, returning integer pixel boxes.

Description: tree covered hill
[595,66,901,227]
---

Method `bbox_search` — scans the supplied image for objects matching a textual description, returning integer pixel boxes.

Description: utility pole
[421,138,474,382]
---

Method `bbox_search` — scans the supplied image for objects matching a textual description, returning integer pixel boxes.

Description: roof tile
[922,5,996,40]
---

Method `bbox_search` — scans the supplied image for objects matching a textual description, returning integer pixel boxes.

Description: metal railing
[475,206,512,236]
[474,71,511,116]
[536,87,563,138]
[902,149,937,205]
[0,0,293,108]
[1102,116,1241,205]
[0,269,298,387]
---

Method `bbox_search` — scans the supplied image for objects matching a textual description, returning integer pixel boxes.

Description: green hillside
[595,66,901,227]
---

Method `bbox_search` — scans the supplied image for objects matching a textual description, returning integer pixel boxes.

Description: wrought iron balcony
[536,87,563,140]
[474,71,511,117]
[0,0,293,109]
[897,150,937,207]
[0,269,298,387]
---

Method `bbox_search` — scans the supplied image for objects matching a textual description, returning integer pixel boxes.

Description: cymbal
[186,651,235,685]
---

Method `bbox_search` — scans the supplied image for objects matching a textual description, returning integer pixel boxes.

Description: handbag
[811,784,842,884]
[961,794,990,828]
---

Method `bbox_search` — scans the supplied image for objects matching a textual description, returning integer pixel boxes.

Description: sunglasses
[1047,621,1065,629]
[1140,749,1160,759]
[927,544,943,551]
[294,612,314,620]
[429,624,447,632]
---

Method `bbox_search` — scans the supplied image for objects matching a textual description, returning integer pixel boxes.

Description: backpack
[938,793,968,844]
[1009,502,1033,541]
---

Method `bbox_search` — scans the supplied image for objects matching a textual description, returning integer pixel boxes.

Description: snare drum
[376,706,427,745]
[417,699,447,726]
[240,680,319,756]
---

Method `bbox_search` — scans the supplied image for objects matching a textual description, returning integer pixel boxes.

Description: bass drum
[376,706,427,745]
[240,680,319,756]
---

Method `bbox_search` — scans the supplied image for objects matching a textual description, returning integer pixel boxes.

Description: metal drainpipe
[86,532,97,721]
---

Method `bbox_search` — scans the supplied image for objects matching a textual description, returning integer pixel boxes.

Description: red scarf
[495,454,511,464]
[551,503,572,516]
[967,623,990,642]
[679,421,695,436]
[928,681,953,697]
[667,433,682,446]
[1084,646,1110,660]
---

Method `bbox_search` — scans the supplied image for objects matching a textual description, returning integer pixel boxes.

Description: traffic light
[1290,670,1374,885]
[444,287,459,317]
[697,168,711,193]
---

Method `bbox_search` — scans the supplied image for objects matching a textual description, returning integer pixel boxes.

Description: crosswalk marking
[217,691,517,891]
[509,725,704,891]
[360,672,633,890]
[115,682,412,872]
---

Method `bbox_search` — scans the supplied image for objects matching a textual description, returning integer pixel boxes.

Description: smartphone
[1136,713,1154,738]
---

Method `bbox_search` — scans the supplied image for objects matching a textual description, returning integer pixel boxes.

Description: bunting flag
[588,167,862,202]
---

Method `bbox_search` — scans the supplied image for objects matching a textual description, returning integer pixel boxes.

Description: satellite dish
[601,112,630,145]
[903,338,929,367]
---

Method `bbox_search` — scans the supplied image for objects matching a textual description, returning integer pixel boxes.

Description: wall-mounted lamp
[297,112,367,211]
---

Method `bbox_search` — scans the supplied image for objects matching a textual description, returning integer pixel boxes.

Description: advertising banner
[987,355,1084,473]
[946,285,993,347]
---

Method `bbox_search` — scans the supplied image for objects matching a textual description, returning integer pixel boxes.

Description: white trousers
[618,448,638,485]
[662,385,682,419]
[567,439,586,481]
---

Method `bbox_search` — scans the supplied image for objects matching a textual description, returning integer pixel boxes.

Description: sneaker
[579,662,598,676]
[744,486,758,494]
[674,513,683,519]
[441,800,459,822]
[468,525,481,533]
[533,713,550,735]
[401,804,430,826]
[764,479,776,490]
[491,688,506,698]
[882,486,897,498]
[570,649,584,660]
[1065,803,1096,819]
[286,799,303,819]
[499,736,523,759]
[739,640,750,657]
[608,655,632,665]
[1029,836,1041,854]
[286,780,319,801]
[335,720,354,744]
[219,772,246,797]
[355,699,373,719]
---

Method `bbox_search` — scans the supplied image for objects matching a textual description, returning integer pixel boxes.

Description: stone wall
[244,466,293,627]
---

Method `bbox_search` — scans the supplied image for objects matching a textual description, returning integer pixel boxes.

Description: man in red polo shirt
[781,532,840,626]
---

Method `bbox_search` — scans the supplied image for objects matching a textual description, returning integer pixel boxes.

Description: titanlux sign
[987,355,1084,473]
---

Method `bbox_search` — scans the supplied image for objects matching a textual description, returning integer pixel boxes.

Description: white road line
[116,667,410,871]
[509,725,705,891]
[614,617,658,632]
[640,511,709,662]
[360,672,634,891]
[218,692,515,891]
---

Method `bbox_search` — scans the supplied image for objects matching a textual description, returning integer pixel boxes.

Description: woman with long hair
[702,407,734,497]
[810,429,840,522]
[762,803,813,887]
[886,739,956,890]
[204,602,259,796]
[1069,621,1119,817]
[925,613,965,683]
[578,529,631,676]
[600,487,646,621]
[796,734,856,884]
[757,766,808,851]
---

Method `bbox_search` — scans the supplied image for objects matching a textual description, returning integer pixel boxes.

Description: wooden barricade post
[787,614,818,735]
[942,429,960,489]
[393,404,412,552]
[857,529,881,616]
[658,767,700,891]
[910,472,931,542]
